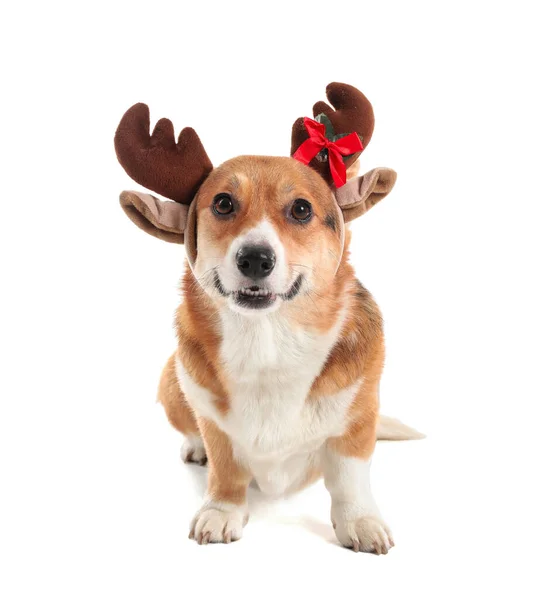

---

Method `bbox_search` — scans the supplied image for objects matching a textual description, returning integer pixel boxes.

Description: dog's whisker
[288,262,312,270]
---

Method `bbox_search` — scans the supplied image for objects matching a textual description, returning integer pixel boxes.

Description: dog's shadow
[184,463,335,543]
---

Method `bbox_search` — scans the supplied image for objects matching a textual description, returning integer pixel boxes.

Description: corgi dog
[115,83,422,553]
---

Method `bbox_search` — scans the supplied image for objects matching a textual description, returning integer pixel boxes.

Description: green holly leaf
[313,115,363,163]
[315,113,336,141]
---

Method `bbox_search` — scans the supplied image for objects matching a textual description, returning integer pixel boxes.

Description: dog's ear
[334,168,397,223]
[345,158,361,181]
[119,191,187,244]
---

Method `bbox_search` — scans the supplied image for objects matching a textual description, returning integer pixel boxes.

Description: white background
[1,1,559,598]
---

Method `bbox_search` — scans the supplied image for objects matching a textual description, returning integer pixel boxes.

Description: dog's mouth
[235,285,277,309]
[213,273,304,310]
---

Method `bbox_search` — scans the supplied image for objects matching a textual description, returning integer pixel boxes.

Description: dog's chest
[217,312,351,458]
[175,310,360,494]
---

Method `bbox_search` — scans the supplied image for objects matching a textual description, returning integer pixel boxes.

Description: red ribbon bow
[292,117,363,187]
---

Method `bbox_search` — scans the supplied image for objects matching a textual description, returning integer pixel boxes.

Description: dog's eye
[212,193,235,216]
[290,199,312,222]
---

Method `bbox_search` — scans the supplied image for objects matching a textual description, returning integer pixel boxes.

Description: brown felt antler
[116,84,393,244]
[115,103,214,246]
[115,103,213,204]
[291,83,375,187]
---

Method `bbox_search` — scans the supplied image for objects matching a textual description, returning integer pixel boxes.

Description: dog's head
[116,83,397,315]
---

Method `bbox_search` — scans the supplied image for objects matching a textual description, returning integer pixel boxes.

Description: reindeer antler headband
[115,82,396,246]
[291,83,374,187]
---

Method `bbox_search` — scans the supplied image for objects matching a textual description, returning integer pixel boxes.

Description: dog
[115,83,423,553]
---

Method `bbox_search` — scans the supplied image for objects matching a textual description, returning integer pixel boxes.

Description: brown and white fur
[156,156,422,553]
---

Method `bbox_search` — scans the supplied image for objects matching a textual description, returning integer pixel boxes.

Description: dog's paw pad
[335,515,394,554]
[180,436,207,465]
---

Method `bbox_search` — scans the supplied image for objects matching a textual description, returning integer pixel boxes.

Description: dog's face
[191,156,345,315]
[117,86,398,315]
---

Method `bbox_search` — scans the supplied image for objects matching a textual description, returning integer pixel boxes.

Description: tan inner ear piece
[119,191,187,244]
[334,168,397,223]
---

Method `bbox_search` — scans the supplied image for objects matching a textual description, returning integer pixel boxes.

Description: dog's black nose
[236,245,276,279]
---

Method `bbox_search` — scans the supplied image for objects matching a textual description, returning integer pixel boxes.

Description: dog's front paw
[333,513,394,554]
[189,503,248,545]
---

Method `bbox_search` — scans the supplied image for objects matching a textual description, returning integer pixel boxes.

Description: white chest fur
[176,307,360,494]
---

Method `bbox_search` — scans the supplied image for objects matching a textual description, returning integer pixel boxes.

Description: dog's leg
[157,353,207,465]
[189,418,251,544]
[322,413,394,554]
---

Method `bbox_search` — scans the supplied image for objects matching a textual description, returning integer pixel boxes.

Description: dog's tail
[376,415,425,441]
